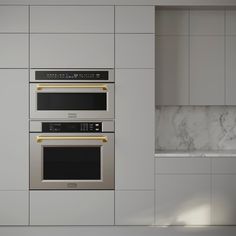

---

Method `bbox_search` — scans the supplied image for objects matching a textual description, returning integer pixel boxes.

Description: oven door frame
[30,132,114,190]
[30,83,114,120]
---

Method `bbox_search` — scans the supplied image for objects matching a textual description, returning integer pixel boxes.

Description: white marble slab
[156,106,236,151]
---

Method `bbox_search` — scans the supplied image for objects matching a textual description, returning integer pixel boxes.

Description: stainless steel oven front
[30,69,114,120]
[30,120,114,190]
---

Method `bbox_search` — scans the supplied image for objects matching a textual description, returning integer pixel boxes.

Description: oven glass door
[30,133,114,190]
[30,83,114,119]
[43,146,101,180]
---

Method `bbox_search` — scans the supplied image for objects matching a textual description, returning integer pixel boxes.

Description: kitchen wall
[156,106,236,151]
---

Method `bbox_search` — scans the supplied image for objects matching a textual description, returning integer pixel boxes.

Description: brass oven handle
[36,84,108,91]
[36,136,108,143]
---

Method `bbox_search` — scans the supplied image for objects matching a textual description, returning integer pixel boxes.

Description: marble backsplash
[156,106,236,151]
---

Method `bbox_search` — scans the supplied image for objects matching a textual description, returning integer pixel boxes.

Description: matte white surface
[115,6,154,33]
[115,191,154,225]
[212,158,236,174]
[0,70,28,190]
[1,0,236,6]
[156,175,211,225]
[156,36,189,105]
[156,10,189,35]
[190,36,225,105]
[30,6,114,33]
[30,34,114,68]
[30,191,114,225]
[115,69,155,190]
[226,36,236,105]
[0,6,28,33]
[0,191,28,225]
[0,35,28,68]
[212,175,236,225]
[115,34,154,68]
[190,10,225,35]
[226,10,236,35]
[156,158,211,174]
[2,226,236,236]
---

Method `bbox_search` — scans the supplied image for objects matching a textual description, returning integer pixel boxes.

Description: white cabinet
[189,10,225,35]
[189,36,225,105]
[156,175,211,226]
[212,158,236,225]
[0,35,28,68]
[115,69,155,190]
[0,6,28,33]
[115,6,154,33]
[115,35,154,68]
[212,175,236,225]
[156,158,211,174]
[156,9,227,106]
[30,6,114,33]
[115,191,154,225]
[156,36,189,105]
[30,191,114,225]
[0,70,28,190]
[156,9,189,35]
[0,191,28,225]
[30,34,114,68]
[212,158,236,174]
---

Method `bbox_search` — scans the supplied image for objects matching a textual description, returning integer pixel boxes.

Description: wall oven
[30,69,114,120]
[30,120,114,190]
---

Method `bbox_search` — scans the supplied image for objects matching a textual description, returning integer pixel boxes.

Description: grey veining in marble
[156,106,236,151]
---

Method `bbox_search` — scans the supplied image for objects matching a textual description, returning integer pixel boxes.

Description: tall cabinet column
[115,6,155,225]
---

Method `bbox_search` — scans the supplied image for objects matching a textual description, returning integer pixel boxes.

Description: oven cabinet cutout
[30,83,114,120]
[30,34,114,68]
[30,191,114,225]
[30,132,114,190]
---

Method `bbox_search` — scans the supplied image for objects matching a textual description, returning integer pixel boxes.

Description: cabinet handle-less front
[36,84,108,91]
[36,136,108,143]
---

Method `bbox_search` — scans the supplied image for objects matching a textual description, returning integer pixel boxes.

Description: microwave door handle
[36,84,108,91]
[36,136,108,143]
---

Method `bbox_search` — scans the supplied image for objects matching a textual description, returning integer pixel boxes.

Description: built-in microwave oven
[30,69,114,120]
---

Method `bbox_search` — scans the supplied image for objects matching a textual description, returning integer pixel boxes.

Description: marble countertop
[155,150,236,158]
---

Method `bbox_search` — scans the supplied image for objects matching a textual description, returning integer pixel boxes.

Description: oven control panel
[42,122,102,133]
[35,71,108,80]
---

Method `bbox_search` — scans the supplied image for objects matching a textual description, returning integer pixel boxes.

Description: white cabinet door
[226,36,236,104]
[30,34,114,68]
[30,191,114,225]
[190,10,225,35]
[212,175,236,225]
[190,36,225,105]
[0,70,28,190]
[156,36,189,105]
[0,191,28,225]
[156,158,211,174]
[115,35,154,68]
[30,6,114,33]
[156,175,211,226]
[0,6,28,33]
[115,6,154,33]
[156,9,189,36]
[115,190,154,225]
[0,35,28,68]
[115,69,155,190]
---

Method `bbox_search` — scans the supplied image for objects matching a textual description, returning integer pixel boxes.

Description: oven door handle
[36,84,108,91]
[36,136,108,143]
